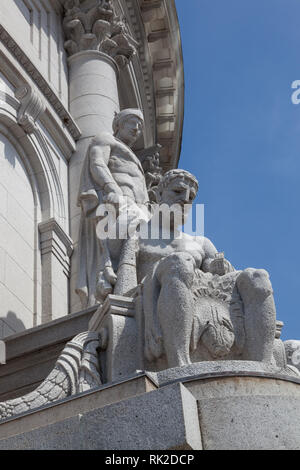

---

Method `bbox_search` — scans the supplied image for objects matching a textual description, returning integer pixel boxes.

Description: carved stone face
[157,176,198,226]
[160,177,197,205]
[117,116,143,148]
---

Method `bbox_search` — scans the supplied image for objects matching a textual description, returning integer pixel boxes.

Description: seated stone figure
[137,169,277,369]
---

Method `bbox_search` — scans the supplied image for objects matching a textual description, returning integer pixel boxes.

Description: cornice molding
[123,0,157,144]
[39,218,74,276]
[39,218,73,255]
[125,0,184,171]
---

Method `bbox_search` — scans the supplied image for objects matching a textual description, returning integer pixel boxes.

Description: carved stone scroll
[15,86,46,134]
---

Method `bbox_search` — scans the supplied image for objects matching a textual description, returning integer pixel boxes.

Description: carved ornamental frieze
[63,0,138,67]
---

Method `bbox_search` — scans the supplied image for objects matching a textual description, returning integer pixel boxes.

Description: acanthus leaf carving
[63,0,138,67]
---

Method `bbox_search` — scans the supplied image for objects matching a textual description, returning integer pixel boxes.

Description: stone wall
[0,132,36,336]
[0,1,75,336]
[0,0,184,336]
[0,0,68,107]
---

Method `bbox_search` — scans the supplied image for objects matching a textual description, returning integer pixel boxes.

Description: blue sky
[175,0,300,340]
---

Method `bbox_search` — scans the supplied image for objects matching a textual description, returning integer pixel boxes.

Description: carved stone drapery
[63,0,138,67]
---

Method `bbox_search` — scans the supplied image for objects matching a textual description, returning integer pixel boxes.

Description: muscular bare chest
[137,237,204,282]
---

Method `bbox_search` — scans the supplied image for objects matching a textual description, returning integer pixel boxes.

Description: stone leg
[236,268,276,362]
[155,252,196,368]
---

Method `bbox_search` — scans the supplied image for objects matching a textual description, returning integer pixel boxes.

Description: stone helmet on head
[112,108,144,135]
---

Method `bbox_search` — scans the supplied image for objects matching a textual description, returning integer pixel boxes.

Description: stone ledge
[146,360,300,387]
[0,307,97,401]
[4,306,97,361]
[0,381,201,450]
[1,371,300,449]
[0,373,157,440]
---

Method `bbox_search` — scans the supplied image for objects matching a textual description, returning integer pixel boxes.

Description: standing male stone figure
[76,109,149,308]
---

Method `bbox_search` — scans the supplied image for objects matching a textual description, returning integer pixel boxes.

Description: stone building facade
[1,1,300,451]
[0,0,183,336]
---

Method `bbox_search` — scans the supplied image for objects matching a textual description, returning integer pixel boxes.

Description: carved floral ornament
[63,0,139,67]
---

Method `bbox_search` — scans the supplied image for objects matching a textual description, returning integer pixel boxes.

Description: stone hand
[104,266,117,286]
[103,182,124,205]
[104,192,125,205]
[209,257,233,276]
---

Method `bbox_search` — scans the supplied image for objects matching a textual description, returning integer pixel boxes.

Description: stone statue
[139,145,162,194]
[284,340,300,372]
[137,169,277,368]
[76,108,149,308]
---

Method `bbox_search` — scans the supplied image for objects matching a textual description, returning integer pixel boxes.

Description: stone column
[62,0,137,313]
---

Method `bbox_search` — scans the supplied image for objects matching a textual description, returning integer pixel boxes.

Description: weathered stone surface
[147,360,300,387]
[0,415,82,450]
[0,332,101,420]
[284,340,300,372]
[89,295,139,382]
[77,383,201,450]
[0,383,201,450]
[198,395,300,450]
[1,373,300,450]
[0,373,155,441]
[0,306,96,401]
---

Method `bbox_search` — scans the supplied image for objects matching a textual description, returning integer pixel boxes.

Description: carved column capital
[62,0,138,68]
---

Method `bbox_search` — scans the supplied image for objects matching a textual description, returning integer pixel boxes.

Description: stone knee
[237,268,273,301]
[156,251,196,288]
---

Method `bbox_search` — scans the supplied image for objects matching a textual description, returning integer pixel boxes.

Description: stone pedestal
[0,366,300,450]
[88,294,293,382]
[89,295,139,382]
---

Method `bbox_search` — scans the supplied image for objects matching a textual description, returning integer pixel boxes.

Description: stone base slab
[0,366,300,450]
[0,378,200,450]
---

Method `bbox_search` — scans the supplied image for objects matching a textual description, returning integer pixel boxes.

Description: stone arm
[89,143,123,201]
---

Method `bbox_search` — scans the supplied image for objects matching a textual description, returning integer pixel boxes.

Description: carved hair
[113,108,144,135]
[157,169,199,193]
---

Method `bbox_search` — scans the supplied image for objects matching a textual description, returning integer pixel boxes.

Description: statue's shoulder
[91,131,116,148]
[193,235,217,255]
[183,234,206,245]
